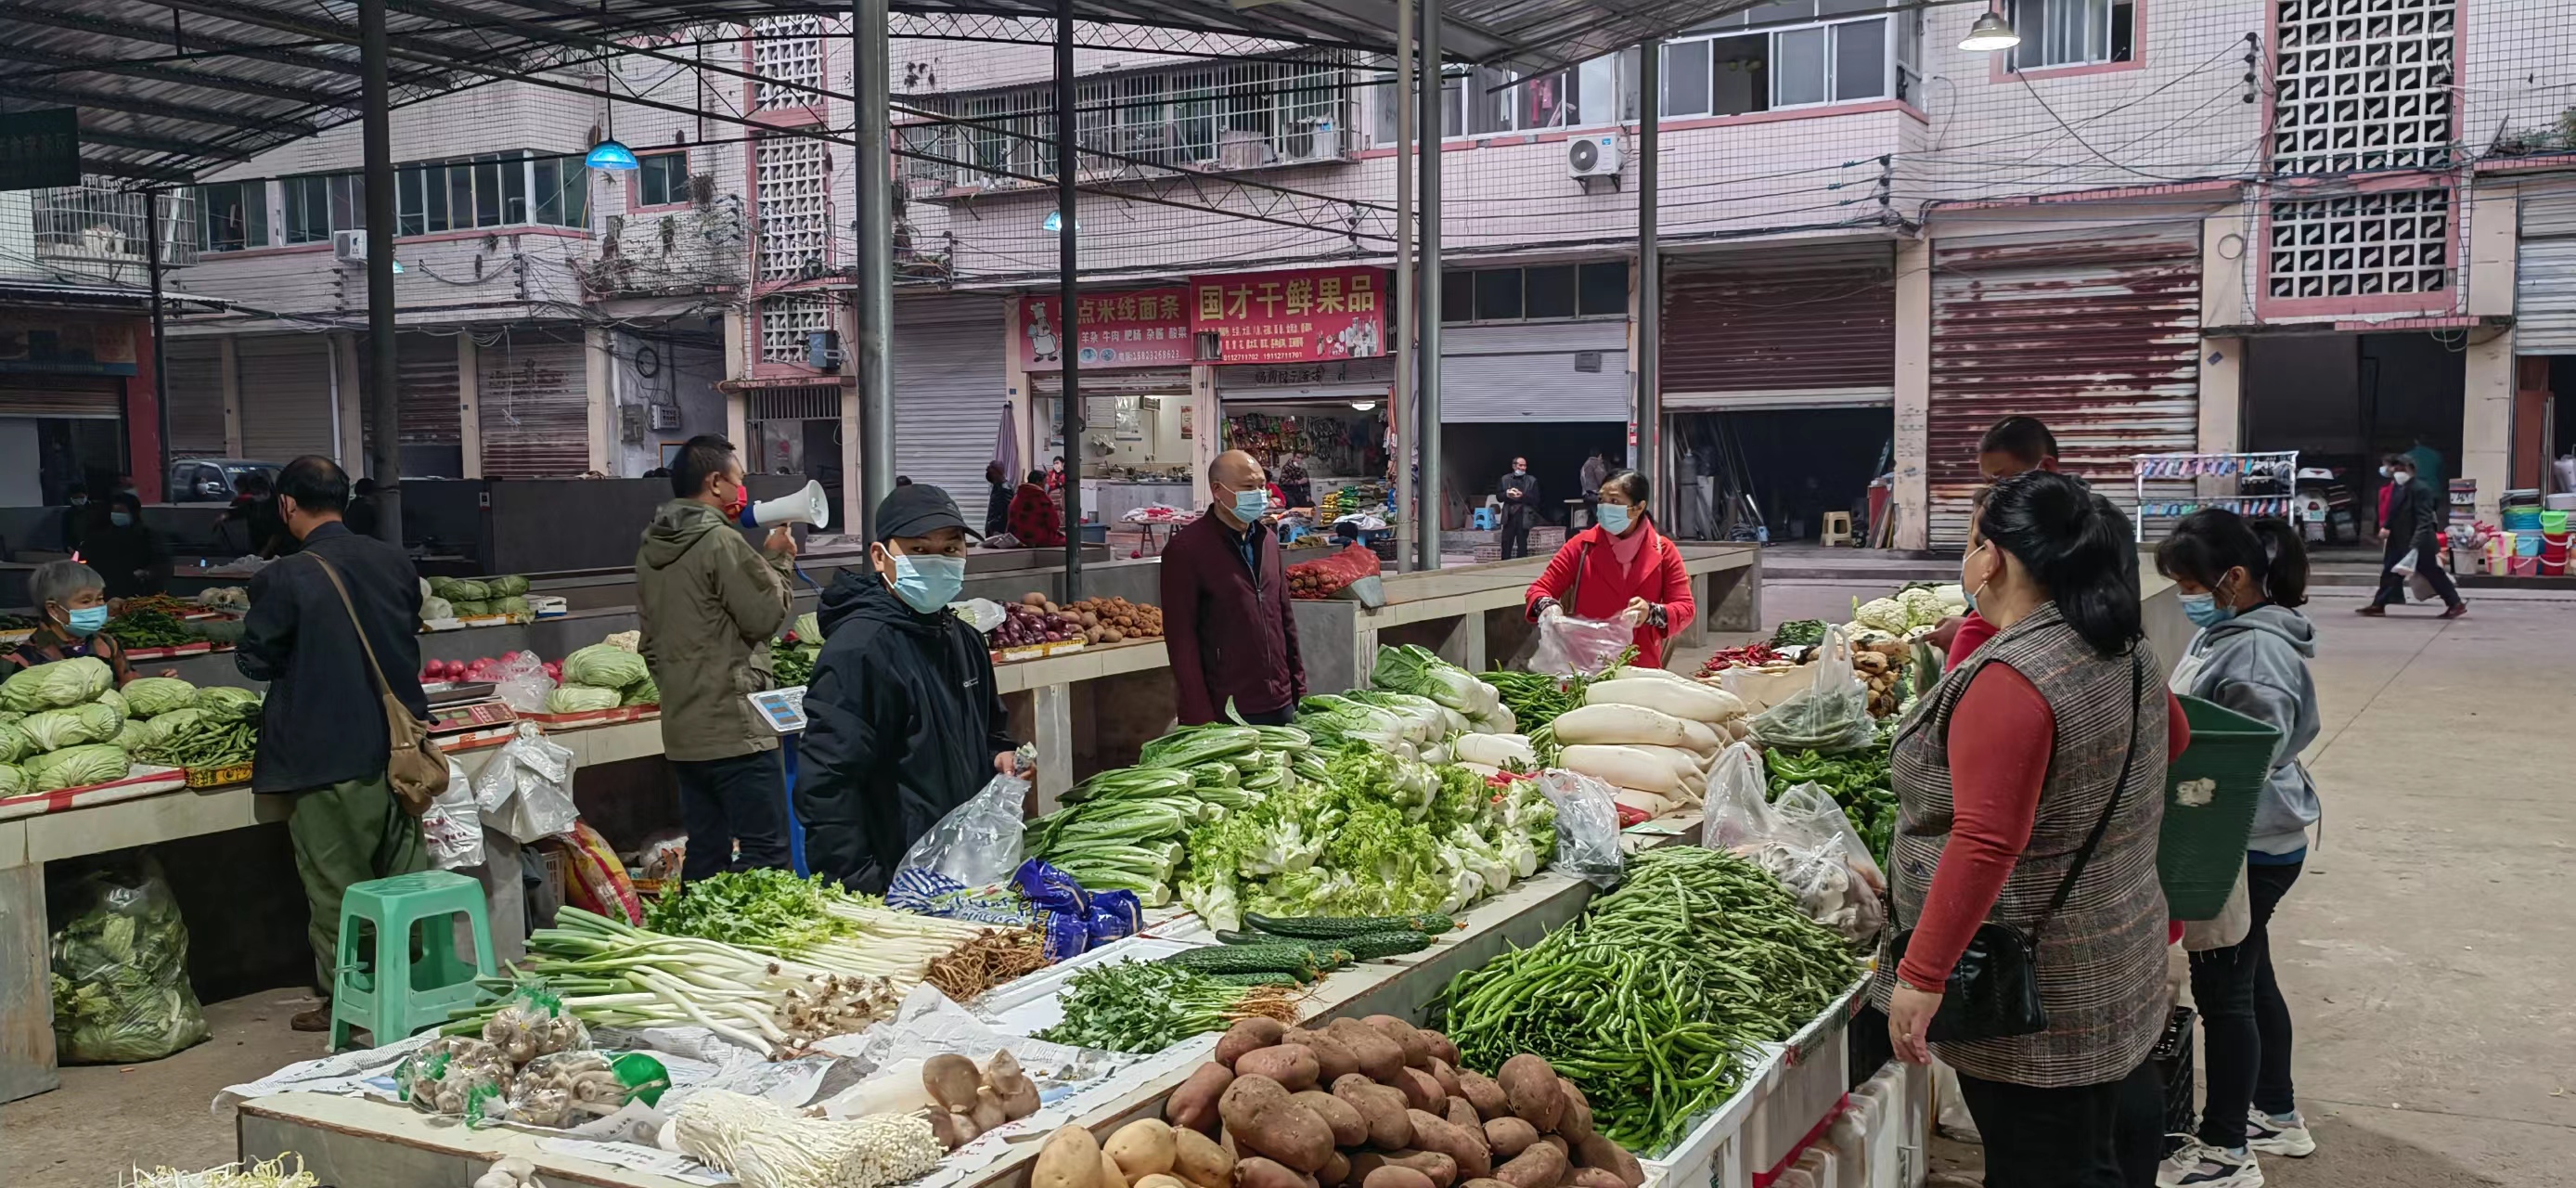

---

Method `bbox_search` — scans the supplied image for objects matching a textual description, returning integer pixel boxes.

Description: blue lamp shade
[1043,210,1079,233]
[586,138,641,171]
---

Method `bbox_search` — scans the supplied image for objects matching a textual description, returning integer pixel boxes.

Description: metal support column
[358,0,403,542]
[1636,37,1660,498]
[1055,0,1084,599]
[1415,0,1443,570]
[1392,0,1415,573]
[145,188,170,494]
[855,0,895,536]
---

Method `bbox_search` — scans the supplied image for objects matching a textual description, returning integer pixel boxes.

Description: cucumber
[1156,943,1328,976]
[1204,972,1304,988]
[1338,931,1436,961]
[1242,912,1458,939]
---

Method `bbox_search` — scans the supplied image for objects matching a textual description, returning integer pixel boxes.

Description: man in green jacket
[637,434,798,880]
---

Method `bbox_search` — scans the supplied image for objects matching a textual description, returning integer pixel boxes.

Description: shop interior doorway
[1669,407,1892,543]
[1439,421,1627,531]
[2244,332,2464,546]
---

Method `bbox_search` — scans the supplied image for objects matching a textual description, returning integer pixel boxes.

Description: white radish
[1624,743,1711,782]
[1561,744,1688,796]
[1453,732,1538,768]
[1680,717,1722,755]
[1586,676,1745,724]
[1552,702,1696,749]
[1612,789,1677,818]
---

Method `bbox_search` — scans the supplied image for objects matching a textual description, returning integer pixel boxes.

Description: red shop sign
[1191,266,1387,365]
[1019,288,1192,371]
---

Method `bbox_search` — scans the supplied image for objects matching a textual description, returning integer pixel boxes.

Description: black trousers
[1234,703,1298,727]
[1956,1057,2165,1188]
[2189,860,2304,1145]
[1500,505,1534,560]
[2373,531,2462,608]
[673,750,793,882]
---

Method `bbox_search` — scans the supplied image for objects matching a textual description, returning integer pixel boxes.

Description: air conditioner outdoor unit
[332,229,367,264]
[1566,135,1621,182]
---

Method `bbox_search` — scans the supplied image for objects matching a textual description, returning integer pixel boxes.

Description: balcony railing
[31,184,200,277]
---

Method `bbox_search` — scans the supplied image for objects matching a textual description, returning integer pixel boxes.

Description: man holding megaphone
[636,434,798,882]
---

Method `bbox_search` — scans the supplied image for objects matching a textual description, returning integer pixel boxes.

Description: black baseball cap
[873,483,981,543]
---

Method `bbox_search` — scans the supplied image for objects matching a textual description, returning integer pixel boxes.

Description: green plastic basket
[2160,695,2281,919]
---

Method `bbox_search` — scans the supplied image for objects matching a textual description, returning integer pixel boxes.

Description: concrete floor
[6,580,2574,1186]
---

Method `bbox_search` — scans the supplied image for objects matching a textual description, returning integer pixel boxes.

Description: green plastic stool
[329,870,496,1051]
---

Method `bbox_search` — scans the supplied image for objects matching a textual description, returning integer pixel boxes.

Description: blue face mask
[1596,503,1631,535]
[885,550,966,613]
[1230,488,1269,523]
[2179,592,2235,628]
[109,511,134,528]
[65,606,109,637]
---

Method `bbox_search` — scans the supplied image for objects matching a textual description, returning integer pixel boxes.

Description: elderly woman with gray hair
[4,560,174,684]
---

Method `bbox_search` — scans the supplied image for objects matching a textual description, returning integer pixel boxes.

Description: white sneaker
[2246,1108,2316,1157]
[2158,1137,2265,1188]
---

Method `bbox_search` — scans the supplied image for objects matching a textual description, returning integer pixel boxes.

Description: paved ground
[6,577,2573,1185]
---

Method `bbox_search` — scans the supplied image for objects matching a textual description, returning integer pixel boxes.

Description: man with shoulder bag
[237,457,441,1033]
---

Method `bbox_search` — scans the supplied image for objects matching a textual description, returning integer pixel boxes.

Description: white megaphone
[740,479,831,530]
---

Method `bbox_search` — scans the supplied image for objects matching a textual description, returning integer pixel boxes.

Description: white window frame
[1661,14,1898,117]
[281,174,364,245]
[2006,0,2136,72]
[195,180,268,252]
[395,151,588,236]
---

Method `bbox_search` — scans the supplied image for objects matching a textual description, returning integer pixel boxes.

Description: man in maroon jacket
[1161,450,1305,725]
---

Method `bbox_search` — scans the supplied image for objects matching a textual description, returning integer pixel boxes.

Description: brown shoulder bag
[309,553,448,814]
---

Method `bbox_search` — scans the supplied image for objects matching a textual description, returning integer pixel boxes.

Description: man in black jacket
[2363,452,2467,617]
[237,456,431,1030]
[794,484,1019,892]
[1496,456,1541,560]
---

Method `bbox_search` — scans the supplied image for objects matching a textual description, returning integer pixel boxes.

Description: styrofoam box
[1636,1044,1784,1188]
[1743,985,1867,1176]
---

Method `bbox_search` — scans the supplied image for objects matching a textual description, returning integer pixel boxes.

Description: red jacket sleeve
[1900,662,2052,990]
[1943,611,1998,671]
[1161,534,1214,725]
[1526,537,1585,619]
[1654,537,1696,637]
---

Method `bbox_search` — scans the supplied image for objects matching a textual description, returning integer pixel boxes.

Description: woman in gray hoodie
[2155,510,2322,1188]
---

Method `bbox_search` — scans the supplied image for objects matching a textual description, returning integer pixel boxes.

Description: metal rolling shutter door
[1661,248,1897,404]
[399,332,462,447]
[2517,192,2576,355]
[1928,229,2201,549]
[479,334,589,478]
[895,296,1007,517]
[0,375,121,418]
[235,335,339,460]
[1442,322,1629,422]
[163,341,226,457]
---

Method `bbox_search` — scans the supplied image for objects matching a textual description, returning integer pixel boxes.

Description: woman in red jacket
[1524,470,1695,668]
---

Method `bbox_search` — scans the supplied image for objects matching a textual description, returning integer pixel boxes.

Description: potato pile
[1026,1014,1645,1188]
[1008,593,1165,646]
[1852,642,1907,718]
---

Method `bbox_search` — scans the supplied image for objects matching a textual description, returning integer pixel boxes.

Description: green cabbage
[122,678,198,718]
[0,763,23,797]
[561,643,650,691]
[112,719,152,753]
[1,657,113,713]
[194,687,261,713]
[546,685,624,714]
[451,600,493,617]
[419,597,456,621]
[95,689,127,720]
[143,708,203,749]
[488,575,530,597]
[496,596,531,617]
[444,579,491,601]
[0,723,32,764]
[621,678,659,706]
[27,743,130,792]
[20,703,122,752]
[0,710,19,724]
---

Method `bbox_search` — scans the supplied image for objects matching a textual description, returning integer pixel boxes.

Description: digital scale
[748,686,809,735]
[422,680,521,749]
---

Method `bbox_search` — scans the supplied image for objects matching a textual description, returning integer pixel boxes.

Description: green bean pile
[1435,846,1861,1155]
[137,703,258,770]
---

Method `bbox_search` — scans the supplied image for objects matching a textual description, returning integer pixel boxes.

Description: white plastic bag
[2391,547,2419,576]
[895,772,1031,889]
[1527,612,1633,678]
[492,649,558,713]
[1700,742,1781,852]
[1534,768,1625,888]
[1746,626,1878,753]
[478,723,581,843]
[420,754,485,870]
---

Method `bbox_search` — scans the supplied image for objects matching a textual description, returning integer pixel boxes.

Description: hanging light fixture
[1958,12,2021,52]
[1349,400,1378,411]
[1043,210,1080,233]
[586,138,640,171]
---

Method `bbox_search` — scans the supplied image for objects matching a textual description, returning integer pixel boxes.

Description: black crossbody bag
[1887,658,2145,1042]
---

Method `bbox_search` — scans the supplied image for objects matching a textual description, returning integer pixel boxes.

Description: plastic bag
[1285,544,1383,600]
[1526,611,1634,678]
[1759,781,1888,945]
[46,855,211,1064]
[552,820,643,925]
[895,772,1031,890]
[885,857,1093,961]
[501,1050,672,1128]
[478,723,580,843]
[395,1034,514,1117]
[954,598,1007,634]
[492,650,558,714]
[635,828,689,883]
[1746,626,1878,753]
[1771,781,1888,893]
[1534,768,1625,888]
[1701,742,1782,852]
[421,753,486,870]
[481,980,592,1064]
[2391,548,2418,576]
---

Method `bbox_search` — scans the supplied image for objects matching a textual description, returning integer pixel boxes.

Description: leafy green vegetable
[562,642,650,691]
[621,677,660,706]
[546,685,624,714]
[95,688,128,719]
[1032,959,1299,1052]
[112,718,153,753]
[27,742,132,790]
[121,677,197,717]
[1,656,112,713]
[20,702,122,751]
[0,722,33,764]
[194,686,262,713]
[488,574,531,597]
[0,762,24,796]
[48,859,211,1064]
[1770,619,1829,648]
[101,608,194,649]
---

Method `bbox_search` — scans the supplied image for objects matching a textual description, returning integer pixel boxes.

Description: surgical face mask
[109,511,134,528]
[64,605,109,637]
[2179,592,2235,628]
[1962,541,1991,608]
[883,549,965,613]
[1596,503,1632,535]
[1230,487,1269,523]
[724,480,749,518]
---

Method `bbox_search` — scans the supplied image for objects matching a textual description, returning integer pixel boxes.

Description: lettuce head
[121,677,197,718]
[561,643,650,691]
[546,686,624,714]
[27,743,130,792]
[1,657,112,713]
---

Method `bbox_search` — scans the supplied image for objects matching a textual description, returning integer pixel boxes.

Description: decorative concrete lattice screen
[759,291,835,363]
[2265,0,2454,300]
[754,135,829,282]
[751,15,826,110]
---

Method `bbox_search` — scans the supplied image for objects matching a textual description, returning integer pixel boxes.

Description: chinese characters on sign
[1019,287,1192,371]
[0,109,79,193]
[1191,266,1387,365]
